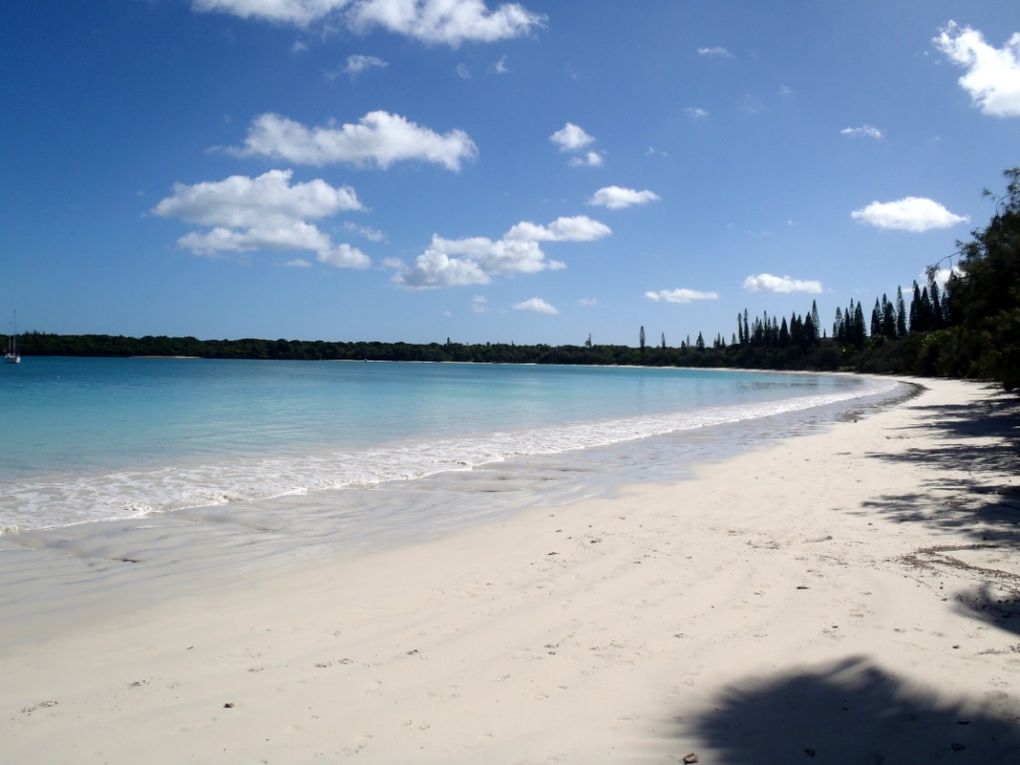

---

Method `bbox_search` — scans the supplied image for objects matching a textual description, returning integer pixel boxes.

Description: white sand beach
[3,377,1019,763]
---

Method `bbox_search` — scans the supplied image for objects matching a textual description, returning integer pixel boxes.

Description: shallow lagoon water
[0,358,902,536]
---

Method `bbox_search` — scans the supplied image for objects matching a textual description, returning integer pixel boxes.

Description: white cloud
[504,215,610,242]
[934,21,1020,117]
[588,186,660,210]
[550,122,595,151]
[921,266,965,288]
[455,62,471,79]
[392,215,611,288]
[343,221,386,242]
[645,288,719,304]
[493,55,509,74]
[471,294,488,313]
[568,151,604,168]
[684,107,709,119]
[578,297,597,307]
[343,53,388,77]
[152,169,363,227]
[229,111,477,171]
[840,124,883,139]
[193,0,545,46]
[285,258,312,267]
[318,242,370,268]
[291,40,309,54]
[742,273,823,294]
[192,0,342,26]
[850,196,968,232]
[513,297,558,315]
[698,46,732,58]
[347,0,545,47]
[153,169,369,268]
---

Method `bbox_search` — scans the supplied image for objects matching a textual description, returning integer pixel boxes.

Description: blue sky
[2,1,1018,345]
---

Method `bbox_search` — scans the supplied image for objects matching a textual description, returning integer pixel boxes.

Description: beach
[3,376,1019,763]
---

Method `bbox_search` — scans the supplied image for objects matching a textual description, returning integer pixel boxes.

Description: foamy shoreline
[3,377,1019,763]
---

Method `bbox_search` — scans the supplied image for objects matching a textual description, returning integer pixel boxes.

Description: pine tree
[810,300,821,343]
[920,286,933,331]
[696,331,705,350]
[910,281,922,332]
[896,287,907,337]
[639,325,646,350]
[853,302,866,347]
[834,307,844,342]
[929,281,944,329]
[881,294,896,338]
[660,332,666,349]
[870,299,881,338]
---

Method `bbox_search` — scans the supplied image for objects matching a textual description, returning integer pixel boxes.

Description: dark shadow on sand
[678,656,1020,764]
[856,391,1020,544]
[954,583,1020,638]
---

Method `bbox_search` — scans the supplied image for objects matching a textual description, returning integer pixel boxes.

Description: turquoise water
[0,357,898,533]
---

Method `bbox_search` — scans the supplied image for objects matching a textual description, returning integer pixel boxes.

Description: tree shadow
[858,393,1020,544]
[678,656,1020,764]
[954,583,1020,638]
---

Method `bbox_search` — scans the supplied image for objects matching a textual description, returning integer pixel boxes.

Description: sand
[2,377,1019,763]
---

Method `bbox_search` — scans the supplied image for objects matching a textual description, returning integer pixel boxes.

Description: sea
[0,357,908,546]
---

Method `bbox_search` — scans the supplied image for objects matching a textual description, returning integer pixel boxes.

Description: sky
[2,1,1018,346]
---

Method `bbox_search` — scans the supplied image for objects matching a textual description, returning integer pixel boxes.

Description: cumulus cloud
[152,169,363,226]
[343,221,386,242]
[342,53,388,78]
[588,186,660,210]
[392,215,611,288]
[684,107,709,119]
[698,46,732,58]
[742,273,823,294]
[550,122,603,167]
[840,124,884,139]
[645,288,719,303]
[153,169,370,268]
[578,297,597,306]
[471,294,488,313]
[286,258,312,267]
[493,55,509,74]
[934,21,1020,117]
[504,215,611,242]
[568,151,604,168]
[347,0,544,46]
[513,297,558,315]
[923,266,964,288]
[193,0,545,46]
[192,0,341,25]
[455,62,471,79]
[228,111,477,171]
[550,122,595,152]
[850,196,968,232]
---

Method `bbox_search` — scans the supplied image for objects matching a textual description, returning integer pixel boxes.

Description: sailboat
[4,311,21,364]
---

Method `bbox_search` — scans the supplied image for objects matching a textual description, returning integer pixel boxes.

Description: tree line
[5,170,1018,389]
